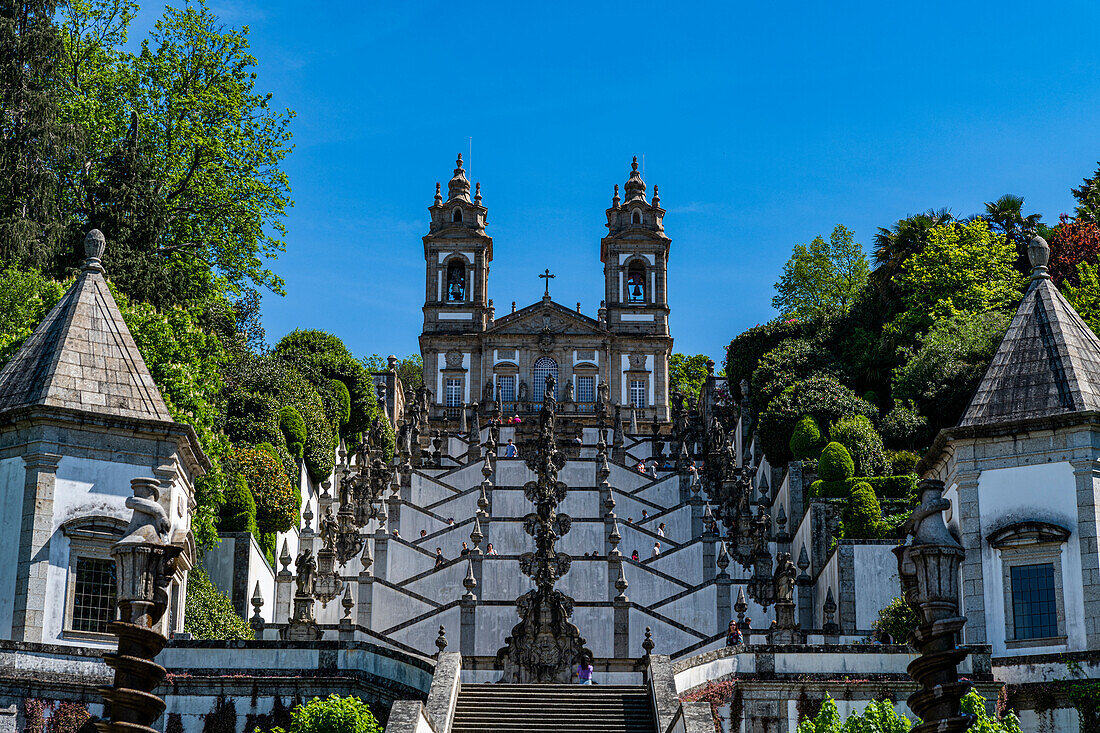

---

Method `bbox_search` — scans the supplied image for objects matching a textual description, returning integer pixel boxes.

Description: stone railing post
[275,539,294,624]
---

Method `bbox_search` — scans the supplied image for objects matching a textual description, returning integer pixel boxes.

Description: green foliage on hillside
[271,695,382,733]
[841,481,887,539]
[829,415,886,478]
[758,377,877,466]
[789,415,824,460]
[219,475,258,536]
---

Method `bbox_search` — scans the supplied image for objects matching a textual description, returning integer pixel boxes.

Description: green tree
[891,220,1023,339]
[0,266,66,363]
[1072,161,1100,224]
[757,376,877,466]
[279,695,381,733]
[983,194,1043,273]
[669,353,710,399]
[751,339,836,420]
[363,353,424,392]
[1061,260,1100,336]
[0,0,71,269]
[773,225,869,319]
[830,415,886,477]
[892,310,1010,433]
[183,567,254,640]
[795,690,1019,733]
[57,0,294,306]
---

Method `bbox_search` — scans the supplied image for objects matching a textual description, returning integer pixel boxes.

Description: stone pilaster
[460,597,476,655]
[701,532,716,583]
[613,598,630,657]
[954,471,986,644]
[715,572,732,636]
[11,452,61,642]
[374,531,389,582]
[1072,458,1100,647]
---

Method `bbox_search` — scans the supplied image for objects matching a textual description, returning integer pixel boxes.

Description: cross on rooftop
[539,268,555,298]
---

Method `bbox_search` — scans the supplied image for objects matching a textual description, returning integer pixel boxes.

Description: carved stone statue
[320,507,338,550]
[483,379,494,403]
[563,379,574,403]
[596,381,610,412]
[773,552,797,603]
[117,477,171,546]
[518,380,529,403]
[295,548,317,596]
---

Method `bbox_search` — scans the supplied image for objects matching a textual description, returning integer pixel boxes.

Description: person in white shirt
[652,541,661,557]
[657,522,666,537]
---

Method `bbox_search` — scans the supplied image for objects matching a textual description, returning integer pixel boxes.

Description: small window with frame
[988,521,1070,649]
[61,516,126,639]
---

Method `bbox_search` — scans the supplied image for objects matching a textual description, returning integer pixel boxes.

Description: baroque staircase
[451,684,658,733]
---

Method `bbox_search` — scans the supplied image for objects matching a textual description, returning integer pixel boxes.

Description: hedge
[841,481,887,539]
[279,405,307,458]
[818,442,855,481]
[724,318,809,402]
[757,375,878,466]
[219,474,257,536]
[789,415,824,460]
[184,568,254,640]
[829,414,886,477]
[227,446,300,535]
[809,474,917,500]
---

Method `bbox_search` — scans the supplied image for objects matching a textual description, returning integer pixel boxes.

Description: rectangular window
[1011,563,1059,640]
[576,376,595,403]
[497,375,515,403]
[72,557,116,634]
[630,380,647,408]
[445,378,462,407]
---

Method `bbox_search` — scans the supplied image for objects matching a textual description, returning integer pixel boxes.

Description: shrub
[789,415,825,460]
[810,475,917,500]
[279,405,307,458]
[829,415,886,477]
[757,375,878,465]
[184,568,254,640]
[281,694,382,733]
[0,267,67,366]
[873,596,920,647]
[818,442,855,482]
[257,442,279,459]
[842,481,886,539]
[219,475,257,536]
[750,339,837,420]
[880,402,932,451]
[227,446,299,535]
[885,450,919,476]
[796,689,1019,732]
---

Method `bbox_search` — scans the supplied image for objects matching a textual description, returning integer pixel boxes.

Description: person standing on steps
[725,620,743,647]
[434,547,444,568]
[652,541,661,557]
[505,439,518,458]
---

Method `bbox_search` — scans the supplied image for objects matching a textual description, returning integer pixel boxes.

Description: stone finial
[83,229,106,273]
[250,582,265,630]
[448,153,471,201]
[624,156,646,202]
[608,516,622,556]
[612,183,620,208]
[614,562,629,602]
[734,586,747,622]
[652,185,660,207]
[436,625,448,654]
[775,503,787,529]
[716,542,730,574]
[462,559,477,600]
[642,626,655,656]
[823,587,839,634]
[797,544,810,579]
[279,539,292,573]
[434,182,442,206]
[1029,235,1050,280]
[360,539,373,573]
[302,503,314,532]
[470,515,484,552]
[341,584,354,619]
[474,181,482,205]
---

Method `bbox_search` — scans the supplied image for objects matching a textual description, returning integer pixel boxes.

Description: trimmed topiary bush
[789,415,825,460]
[842,481,885,539]
[219,474,258,536]
[809,474,917,500]
[279,405,307,459]
[757,375,878,466]
[228,446,300,536]
[184,568,254,640]
[885,449,919,476]
[818,442,855,482]
[331,378,351,426]
[829,414,886,477]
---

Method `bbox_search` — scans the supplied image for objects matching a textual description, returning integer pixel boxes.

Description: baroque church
[419,156,673,425]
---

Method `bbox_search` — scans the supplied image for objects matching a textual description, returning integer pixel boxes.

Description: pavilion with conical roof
[0,231,206,646]
[922,234,1100,671]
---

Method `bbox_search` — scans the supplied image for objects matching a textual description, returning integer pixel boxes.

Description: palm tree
[983,194,1042,273]
[872,208,954,269]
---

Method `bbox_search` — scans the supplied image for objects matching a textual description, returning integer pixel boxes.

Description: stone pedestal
[771,601,800,645]
[282,593,321,641]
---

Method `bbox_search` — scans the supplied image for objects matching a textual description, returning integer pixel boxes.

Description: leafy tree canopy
[773,225,869,320]
[271,695,381,733]
[364,353,424,392]
[669,353,711,400]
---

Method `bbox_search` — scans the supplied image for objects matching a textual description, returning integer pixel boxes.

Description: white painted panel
[618,253,654,265]
[463,353,471,403]
[438,312,473,320]
[436,353,445,404]
[646,355,655,406]
[621,313,654,322]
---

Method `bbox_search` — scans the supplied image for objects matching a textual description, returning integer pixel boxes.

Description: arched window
[627,262,646,303]
[452,208,463,222]
[446,260,466,301]
[631,209,642,225]
[532,357,559,400]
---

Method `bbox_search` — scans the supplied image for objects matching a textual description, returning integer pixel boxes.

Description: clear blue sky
[139,1,1100,363]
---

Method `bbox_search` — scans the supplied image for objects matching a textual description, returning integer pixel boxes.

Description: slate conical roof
[959,235,1100,427]
[0,231,173,422]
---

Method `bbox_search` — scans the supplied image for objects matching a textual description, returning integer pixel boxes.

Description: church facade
[419,156,674,424]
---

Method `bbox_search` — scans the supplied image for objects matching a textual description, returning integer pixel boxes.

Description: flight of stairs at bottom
[451,684,658,733]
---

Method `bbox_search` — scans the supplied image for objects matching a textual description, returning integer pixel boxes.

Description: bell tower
[600,158,673,420]
[601,157,670,337]
[422,154,493,334]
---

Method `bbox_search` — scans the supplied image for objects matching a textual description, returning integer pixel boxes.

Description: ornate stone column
[894,479,972,733]
[97,478,183,733]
